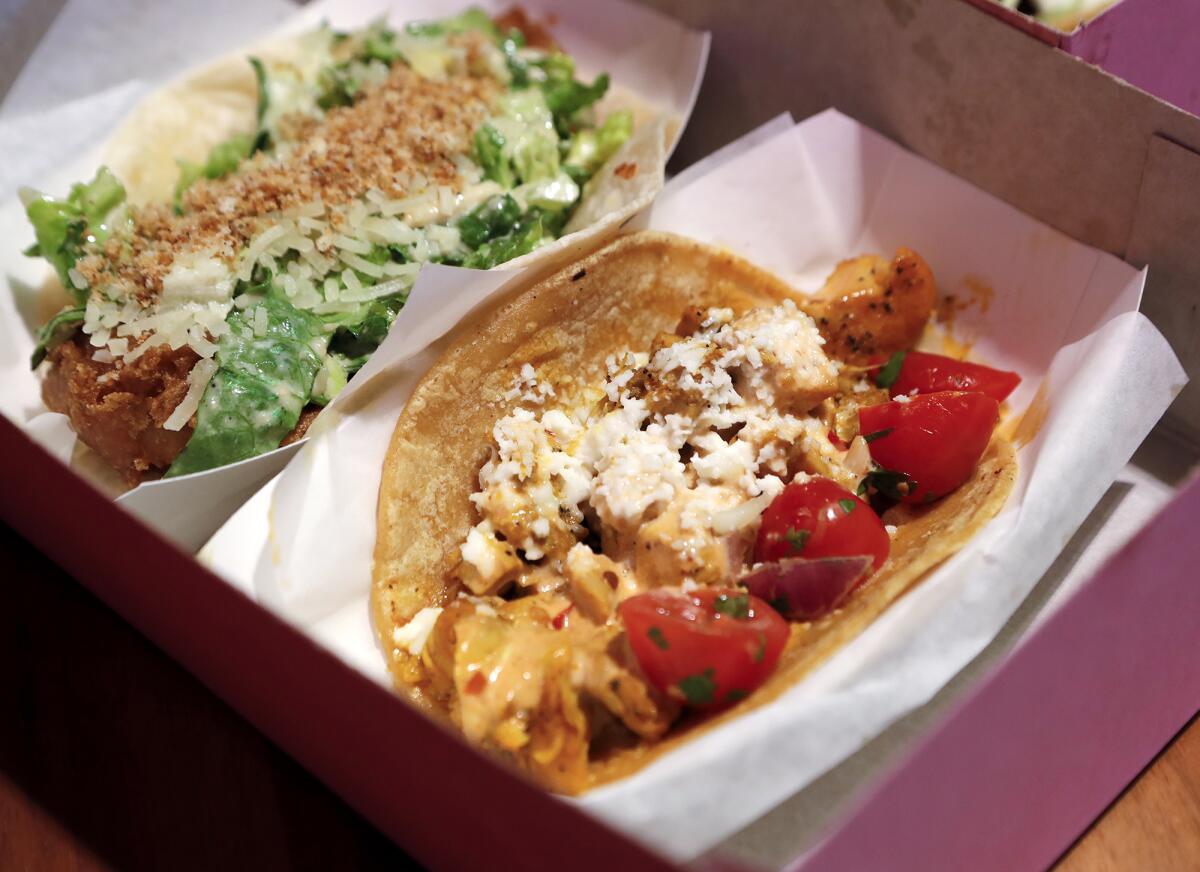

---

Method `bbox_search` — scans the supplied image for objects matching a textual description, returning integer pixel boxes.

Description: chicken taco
[373,231,1018,793]
[21,7,670,484]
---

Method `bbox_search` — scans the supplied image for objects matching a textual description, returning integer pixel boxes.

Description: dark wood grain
[0,523,420,872]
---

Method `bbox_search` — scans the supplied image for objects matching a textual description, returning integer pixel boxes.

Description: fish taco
[21,7,672,484]
[373,231,1017,793]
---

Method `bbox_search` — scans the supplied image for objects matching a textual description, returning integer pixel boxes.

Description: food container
[965,0,1200,117]
[3,0,1199,870]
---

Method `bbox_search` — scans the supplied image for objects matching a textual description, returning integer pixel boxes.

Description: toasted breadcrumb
[76,57,500,300]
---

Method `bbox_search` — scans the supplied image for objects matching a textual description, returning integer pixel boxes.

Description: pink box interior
[4,373,1198,871]
[965,0,1200,117]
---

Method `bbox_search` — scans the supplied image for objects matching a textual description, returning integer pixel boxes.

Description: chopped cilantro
[785,527,810,553]
[725,689,749,704]
[862,427,893,444]
[837,497,857,514]
[857,466,913,501]
[647,626,669,650]
[713,593,750,620]
[875,350,908,389]
[678,669,717,706]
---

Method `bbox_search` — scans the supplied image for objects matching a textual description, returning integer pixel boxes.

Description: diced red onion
[740,556,874,621]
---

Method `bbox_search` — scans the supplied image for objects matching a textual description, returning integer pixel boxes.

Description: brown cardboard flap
[1128,134,1200,436]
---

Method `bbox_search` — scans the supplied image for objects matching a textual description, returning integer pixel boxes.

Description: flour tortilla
[372,230,1016,790]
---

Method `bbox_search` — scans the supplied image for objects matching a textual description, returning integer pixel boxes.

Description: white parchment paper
[201,110,1185,861]
[0,0,708,549]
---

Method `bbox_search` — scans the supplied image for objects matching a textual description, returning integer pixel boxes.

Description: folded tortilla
[373,231,1016,791]
[29,12,678,486]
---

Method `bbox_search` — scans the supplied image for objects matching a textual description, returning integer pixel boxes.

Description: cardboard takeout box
[966,0,1200,117]
[3,0,1199,870]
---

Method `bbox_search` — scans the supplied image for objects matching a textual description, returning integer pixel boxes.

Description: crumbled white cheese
[504,361,556,405]
[592,428,687,530]
[391,606,443,656]
[461,523,501,579]
[465,303,845,564]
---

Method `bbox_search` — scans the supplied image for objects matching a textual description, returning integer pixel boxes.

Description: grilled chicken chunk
[801,248,936,365]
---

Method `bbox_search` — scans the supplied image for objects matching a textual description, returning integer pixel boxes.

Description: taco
[372,231,1017,793]
[20,7,671,484]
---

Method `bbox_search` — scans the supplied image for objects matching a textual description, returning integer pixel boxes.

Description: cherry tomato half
[880,350,1020,403]
[858,390,999,504]
[753,477,890,569]
[619,588,788,709]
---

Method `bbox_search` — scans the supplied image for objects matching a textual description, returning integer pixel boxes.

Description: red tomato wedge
[619,589,788,709]
[858,391,999,504]
[878,350,1020,402]
[753,477,890,569]
[740,556,874,621]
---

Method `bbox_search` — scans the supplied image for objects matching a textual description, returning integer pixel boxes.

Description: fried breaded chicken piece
[42,336,198,484]
[43,337,323,484]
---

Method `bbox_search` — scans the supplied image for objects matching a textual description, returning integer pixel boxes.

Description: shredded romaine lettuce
[311,354,349,405]
[474,124,515,187]
[565,109,633,177]
[463,211,548,268]
[517,173,581,212]
[489,88,561,184]
[164,292,327,477]
[174,132,257,208]
[456,194,522,248]
[405,7,499,40]
[30,306,85,368]
[323,295,407,366]
[22,167,126,303]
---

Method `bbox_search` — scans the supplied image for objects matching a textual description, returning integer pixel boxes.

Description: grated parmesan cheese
[163,358,219,431]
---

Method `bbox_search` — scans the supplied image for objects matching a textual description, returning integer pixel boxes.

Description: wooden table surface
[1,521,1196,871]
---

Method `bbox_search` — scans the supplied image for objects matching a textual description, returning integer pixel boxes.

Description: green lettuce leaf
[324,295,406,364]
[310,353,349,406]
[516,173,580,212]
[23,166,126,303]
[542,71,609,129]
[247,56,272,153]
[565,109,633,176]
[405,7,499,40]
[174,132,257,208]
[456,193,521,248]
[474,124,515,188]
[463,211,547,269]
[30,306,85,368]
[359,21,405,63]
[165,293,327,477]
[526,52,609,131]
[484,87,559,184]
